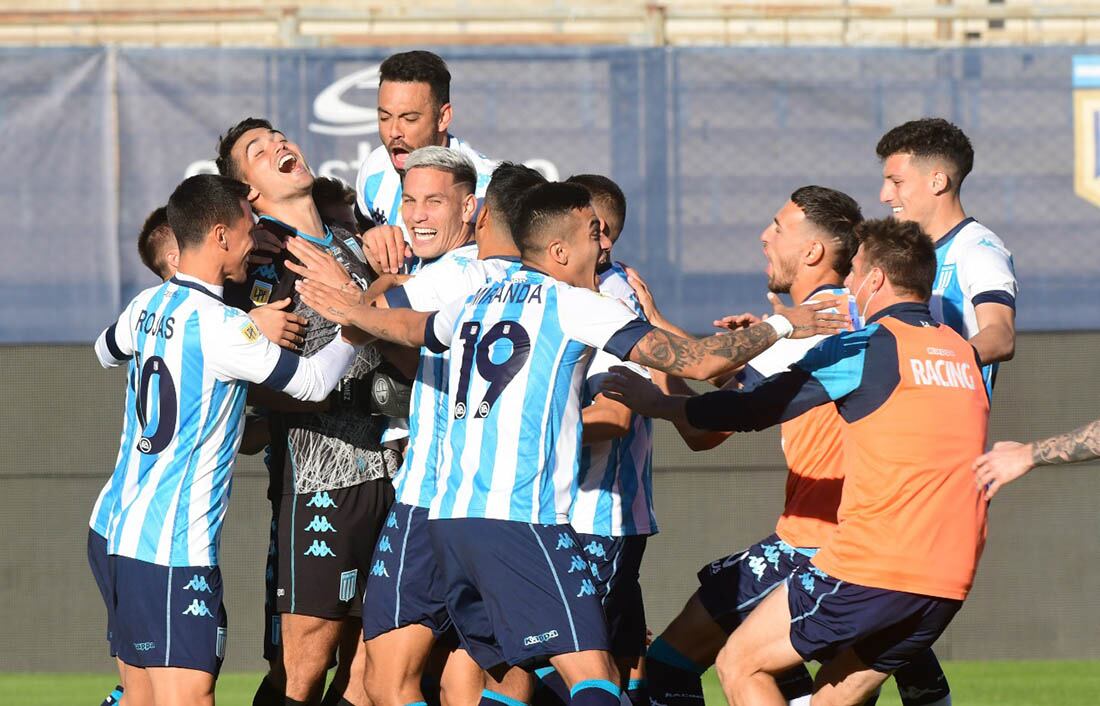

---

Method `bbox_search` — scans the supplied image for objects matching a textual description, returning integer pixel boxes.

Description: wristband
[763,314,794,339]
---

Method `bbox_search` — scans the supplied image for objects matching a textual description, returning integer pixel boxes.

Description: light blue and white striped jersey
[571,263,656,537]
[383,245,523,508]
[424,268,654,524]
[355,134,496,236]
[90,274,357,567]
[931,218,1017,394]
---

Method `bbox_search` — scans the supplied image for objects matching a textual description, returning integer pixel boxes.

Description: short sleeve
[958,238,1018,309]
[94,299,138,367]
[204,306,294,386]
[585,349,648,399]
[424,294,466,354]
[557,286,655,359]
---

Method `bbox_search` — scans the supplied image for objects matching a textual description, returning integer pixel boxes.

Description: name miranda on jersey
[469,281,545,306]
[134,310,175,339]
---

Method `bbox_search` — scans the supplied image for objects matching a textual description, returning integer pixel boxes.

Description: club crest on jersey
[250,280,273,305]
[1073,56,1100,208]
[240,321,261,343]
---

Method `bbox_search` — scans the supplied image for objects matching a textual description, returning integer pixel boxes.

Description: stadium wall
[2,332,1098,672]
[3,45,1100,343]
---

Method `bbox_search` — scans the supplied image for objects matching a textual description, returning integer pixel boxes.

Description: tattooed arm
[974,419,1100,500]
[628,323,780,381]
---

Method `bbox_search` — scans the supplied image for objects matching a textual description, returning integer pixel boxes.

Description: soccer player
[215,117,400,706]
[355,50,496,276]
[878,117,1017,394]
[288,153,543,706]
[603,218,990,706]
[625,186,862,706]
[974,418,1100,499]
[90,174,366,706]
[294,182,849,706]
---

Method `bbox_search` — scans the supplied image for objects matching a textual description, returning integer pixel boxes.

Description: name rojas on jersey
[572,264,657,537]
[354,135,496,235]
[387,244,522,509]
[425,268,652,525]
[89,276,351,567]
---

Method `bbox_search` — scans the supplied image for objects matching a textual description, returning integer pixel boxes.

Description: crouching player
[604,218,989,706]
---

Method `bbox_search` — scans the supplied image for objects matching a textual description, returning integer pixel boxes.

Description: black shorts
[576,533,648,659]
[275,478,395,620]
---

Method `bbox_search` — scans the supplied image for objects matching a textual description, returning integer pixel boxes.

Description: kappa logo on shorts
[576,579,597,598]
[385,512,399,529]
[378,536,393,553]
[568,555,588,573]
[305,515,337,533]
[339,569,358,601]
[183,574,212,593]
[523,629,560,646]
[555,533,576,551]
[370,559,389,577]
[182,599,213,617]
[749,556,767,581]
[133,641,156,652]
[304,540,336,557]
[583,540,607,559]
[306,491,338,509]
[216,626,227,660]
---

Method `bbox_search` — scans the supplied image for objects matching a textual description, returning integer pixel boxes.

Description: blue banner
[2,46,1098,342]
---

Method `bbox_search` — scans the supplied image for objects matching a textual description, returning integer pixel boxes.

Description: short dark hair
[379,51,451,108]
[312,176,356,209]
[137,205,176,279]
[216,117,274,181]
[485,162,547,237]
[854,218,936,301]
[565,174,626,237]
[514,182,592,257]
[167,174,251,251]
[790,186,863,279]
[875,118,975,189]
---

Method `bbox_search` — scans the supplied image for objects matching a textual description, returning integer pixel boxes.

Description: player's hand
[285,237,354,291]
[249,222,285,266]
[601,365,673,419]
[713,312,762,331]
[770,292,850,339]
[973,441,1035,500]
[295,278,360,327]
[362,225,411,275]
[624,266,666,327]
[249,298,306,351]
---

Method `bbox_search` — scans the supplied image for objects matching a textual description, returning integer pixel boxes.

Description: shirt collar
[865,301,936,326]
[257,215,333,248]
[171,273,224,301]
[935,217,976,251]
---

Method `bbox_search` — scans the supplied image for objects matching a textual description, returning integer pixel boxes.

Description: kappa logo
[576,579,597,598]
[133,641,156,652]
[385,512,399,529]
[183,574,212,593]
[378,535,393,553]
[583,540,607,559]
[307,491,338,509]
[748,556,767,581]
[555,533,576,551]
[523,629,560,647]
[339,569,358,602]
[305,515,337,533]
[370,559,389,578]
[182,599,213,617]
[304,540,336,557]
[567,555,588,574]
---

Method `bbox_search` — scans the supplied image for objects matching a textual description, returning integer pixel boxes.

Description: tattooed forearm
[632,323,778,379]
[1031,419,1100,467]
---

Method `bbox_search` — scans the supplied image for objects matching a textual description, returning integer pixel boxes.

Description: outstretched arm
[974,418,1100,500]
[296,278,430,349]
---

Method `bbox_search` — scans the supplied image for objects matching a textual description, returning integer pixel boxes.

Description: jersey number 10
[135,356,177,455]
[453,320,531,419]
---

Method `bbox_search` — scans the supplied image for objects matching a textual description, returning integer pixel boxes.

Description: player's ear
[474,204,488,232]
[805,239,825,267]
[548,239,568,265]
[245,184,261,203]
[164,248,180,270]
[462,192,477,224]
[214,223,231,252]
[436,102,453,134]
[930,169,950,196]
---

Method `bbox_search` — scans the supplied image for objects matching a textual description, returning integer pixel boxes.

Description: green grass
[3,662,1100,705]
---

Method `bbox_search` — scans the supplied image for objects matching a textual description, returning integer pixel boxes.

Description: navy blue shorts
[428,518,609,671]
[262,511,281,662]
[697,533,814,634]
[86,529,118,657]
[362,503,452,641]
[786,563,963,673]
[577,533,648,658]
[114,556,228,675]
